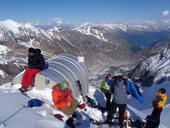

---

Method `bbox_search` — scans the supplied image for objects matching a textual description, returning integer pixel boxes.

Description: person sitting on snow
[19,47,45,92]
[52,80,78,116]
[105,75,144,128]
[147,88,167,128]
[100,73,113,111]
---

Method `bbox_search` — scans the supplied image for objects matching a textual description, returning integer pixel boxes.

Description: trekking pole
[76,80,86,102]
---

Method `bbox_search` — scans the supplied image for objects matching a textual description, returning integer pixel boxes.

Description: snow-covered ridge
[0,45,10,55]
[0,19,169,45]
[0,31,6,42]
[74,23,166,43]
[0,19,65,46]
[0,19,54,39]
[0,19,21,34]
[139,47,170,85]
[102,23,127,31]
[75,23,153,33]
[0,19,79,44]
[49,26,60,31]
[0,19,38,34]
[75,23,161,35]
[74,23,108,42]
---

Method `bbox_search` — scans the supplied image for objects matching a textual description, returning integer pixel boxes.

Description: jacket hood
[35,48,41,54]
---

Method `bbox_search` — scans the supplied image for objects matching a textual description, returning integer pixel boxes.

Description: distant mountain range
[0,19,170,85]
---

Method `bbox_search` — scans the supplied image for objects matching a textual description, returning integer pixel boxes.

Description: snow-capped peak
[0,19,22,34]
[74,23,108,42]
[101,23,127,31]
[49,26,60,31]
[24,22,35,29]
[0,19,21,28]
[0,19,40,35]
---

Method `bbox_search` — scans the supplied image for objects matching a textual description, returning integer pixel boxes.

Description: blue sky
[1,0,170,25]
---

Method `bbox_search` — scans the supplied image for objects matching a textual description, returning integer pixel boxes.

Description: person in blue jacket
[105,75,144,128]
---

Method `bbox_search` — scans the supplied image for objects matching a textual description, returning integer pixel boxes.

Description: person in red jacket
[52,80,78,116]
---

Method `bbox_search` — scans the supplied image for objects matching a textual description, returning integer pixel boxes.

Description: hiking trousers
[21,67,40,88]
[105,92,111,110]
[107,101,126,126]
[59,99,78,116]
[151,107,162,127]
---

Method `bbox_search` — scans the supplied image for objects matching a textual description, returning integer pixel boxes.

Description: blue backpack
[42,62,49,70]
[27,99,42,108]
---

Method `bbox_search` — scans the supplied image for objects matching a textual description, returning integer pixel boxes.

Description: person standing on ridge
[146,88,167,128]
[100,73,113,111]
[105,75,144,128]
[19,47,45,92]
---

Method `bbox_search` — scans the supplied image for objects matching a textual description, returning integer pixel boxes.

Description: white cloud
[50,18,63,25]
[32,17,64,26]
[144,20,157,25]
[162,10,169,16]
[128,20,157,25]
[163,19,170,23]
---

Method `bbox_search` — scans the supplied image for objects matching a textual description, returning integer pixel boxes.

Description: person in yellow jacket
[151,88,167,127]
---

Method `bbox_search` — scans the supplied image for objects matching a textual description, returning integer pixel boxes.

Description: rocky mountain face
[128,36,170,86]
[0,19,170,85]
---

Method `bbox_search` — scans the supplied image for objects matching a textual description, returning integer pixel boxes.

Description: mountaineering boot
[72,112,78,118]
[53,114,64,121]
[19,87,28,92]
[66,117,75,128]
[104,119,113,125]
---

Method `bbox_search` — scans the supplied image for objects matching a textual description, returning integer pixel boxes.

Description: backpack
[152,95,163,107]
[42,62,49,70]
[84,95,97,108]
[113,78,130,95]
[27,99,42,108]
[100,80,110,93]
[114,77,142,96]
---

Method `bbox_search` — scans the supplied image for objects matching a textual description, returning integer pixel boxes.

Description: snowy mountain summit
[0,19,40,36]
[0,19,22,34]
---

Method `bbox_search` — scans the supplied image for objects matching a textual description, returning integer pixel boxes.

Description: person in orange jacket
[151,88,167,127]
[52,80,78,116]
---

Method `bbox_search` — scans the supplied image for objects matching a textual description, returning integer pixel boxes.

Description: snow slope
[0,84,67,128]
[0,83,105,128]
[0,81,169,128]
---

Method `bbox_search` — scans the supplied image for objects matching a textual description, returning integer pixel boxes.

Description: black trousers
[151,107,162,127]
[107,101,126,126]
[105,92,111,110]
